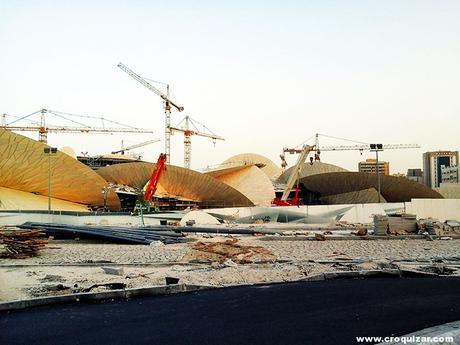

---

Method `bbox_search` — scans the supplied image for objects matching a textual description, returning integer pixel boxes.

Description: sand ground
[1,234,459,302]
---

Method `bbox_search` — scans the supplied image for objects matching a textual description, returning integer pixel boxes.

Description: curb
[259,235,460,241]
[297,268,455,281]
[0,283,215,312]
[1,269,455,312]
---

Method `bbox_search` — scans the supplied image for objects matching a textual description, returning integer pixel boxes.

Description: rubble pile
[416,218,460,236]
[185,238,275,264]
[0,228,48,259]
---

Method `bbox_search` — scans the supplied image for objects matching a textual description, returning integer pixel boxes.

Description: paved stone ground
[0,235,459,301]
[2,236,459,265]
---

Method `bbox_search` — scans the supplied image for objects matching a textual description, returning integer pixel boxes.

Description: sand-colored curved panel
[277,161,348,184]
[320,188,386,204]
[0,129,120,210]
[0,186,90,211]
[300,172,443,202]
[221,153,282,180]
[206,165,275,207]
[96,162,254,208]
[96,162,153,190]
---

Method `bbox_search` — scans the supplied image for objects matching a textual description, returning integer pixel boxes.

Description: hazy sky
[1,0,459,173]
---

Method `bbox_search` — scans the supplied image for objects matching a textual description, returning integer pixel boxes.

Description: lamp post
[370,144,383,203]
[101,184,113,212]
[43,147,57,213]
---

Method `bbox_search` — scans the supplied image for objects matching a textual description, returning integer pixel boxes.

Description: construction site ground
[1,232,460,302]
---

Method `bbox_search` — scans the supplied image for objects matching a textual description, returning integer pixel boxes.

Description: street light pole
[102,184,113,212]
[44,147,57,213]
[370,144,383,203]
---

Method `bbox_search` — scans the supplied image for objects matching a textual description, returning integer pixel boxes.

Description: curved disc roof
[206,165,275,207]
[299,172,443,202]
[0,186,90,212]
[96,162,255,207]
[221,153,282,180]
[277,161,348,184]
[97,162,153,189]
[0,129,120,210]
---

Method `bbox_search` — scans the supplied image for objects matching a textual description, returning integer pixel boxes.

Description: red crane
[144,153,167,201]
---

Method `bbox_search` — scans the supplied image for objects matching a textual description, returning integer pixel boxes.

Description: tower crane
[169,115,224,169]
[117,62,184,164]
[1,108,153,144]
[280,133,420,167]
[277,133,421,206]
[111,138,161,155]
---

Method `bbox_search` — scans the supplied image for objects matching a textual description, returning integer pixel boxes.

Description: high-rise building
[358,159,390,175]
[441,165,459,184]
[406,168,423,184]
[423,151,459,188]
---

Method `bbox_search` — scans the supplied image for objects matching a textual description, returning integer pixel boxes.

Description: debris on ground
[422,231,434,241]
[355,227,368,236]
[80,282,126,293]
[387,228,408,236]
[416,264,457,276]
[445,220,460,232]
[184,238,275,264]
[101,266,124,276]
[39,274,66,282]
[223,259,238,268]
[165,277,180,285]
[0,228,48,259]
[315,233,326,241]
[417,218,446,236]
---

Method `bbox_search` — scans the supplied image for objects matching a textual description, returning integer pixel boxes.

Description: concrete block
[101,266,124,276]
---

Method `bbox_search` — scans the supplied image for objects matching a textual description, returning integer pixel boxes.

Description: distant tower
[423,151,459,188]
[358,158,390,175]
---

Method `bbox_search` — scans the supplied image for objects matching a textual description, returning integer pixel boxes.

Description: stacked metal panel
[19,222,185,245]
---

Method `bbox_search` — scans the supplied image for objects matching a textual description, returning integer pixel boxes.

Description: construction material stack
[0,228,48,258]
[373,215,389,235]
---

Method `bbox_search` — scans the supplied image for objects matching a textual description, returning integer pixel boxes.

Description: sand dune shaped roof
[205,165,275,207]
[221,153,282,180]
[96,162,254,207]
[0,186,90,211]
[0,129,120,210]
[299,171,443,202]
[277,161,347,184]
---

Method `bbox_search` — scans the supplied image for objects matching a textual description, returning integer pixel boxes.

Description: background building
[407,168,423,184]
[358,159,390,175]
[423,151,459,188]
[441,165,459,184]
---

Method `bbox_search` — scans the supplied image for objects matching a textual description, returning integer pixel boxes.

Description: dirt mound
[184,238,275,264]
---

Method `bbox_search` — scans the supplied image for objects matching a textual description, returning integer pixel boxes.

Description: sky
[1,0,459,173]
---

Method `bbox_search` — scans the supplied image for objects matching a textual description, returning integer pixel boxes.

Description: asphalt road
[1,277,460,345]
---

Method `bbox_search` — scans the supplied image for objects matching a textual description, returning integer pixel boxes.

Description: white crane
[281,133,420,166]
[1,108,153,144]
[169,115,224,169]
[111,138,161,155]
[279,133,421,205]
[117,62,184,163]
